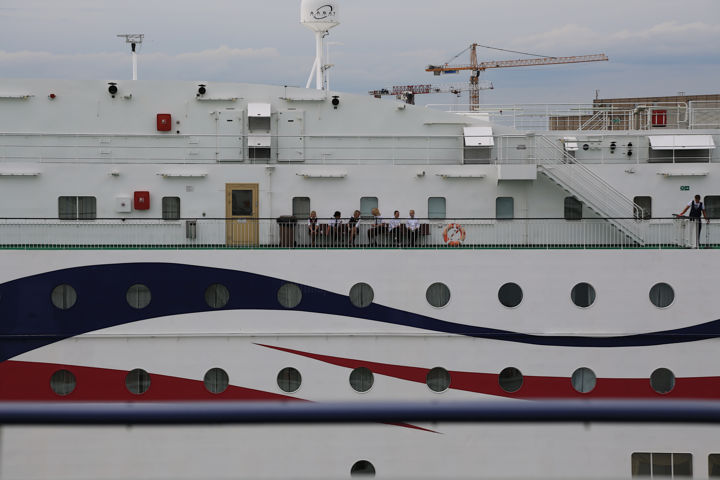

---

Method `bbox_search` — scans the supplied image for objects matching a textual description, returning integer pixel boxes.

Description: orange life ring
[442,223,466,246]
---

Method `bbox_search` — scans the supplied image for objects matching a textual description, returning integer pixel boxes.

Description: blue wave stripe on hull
[0,262,717,361]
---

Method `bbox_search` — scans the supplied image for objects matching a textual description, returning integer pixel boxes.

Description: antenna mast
[300,1,340,90]
[117,34,144,81]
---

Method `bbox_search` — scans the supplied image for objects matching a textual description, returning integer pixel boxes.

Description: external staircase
[533,135,646,245]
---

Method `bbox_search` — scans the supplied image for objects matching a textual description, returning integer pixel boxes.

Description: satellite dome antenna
[117,34,144,81]
[301,0,339,90]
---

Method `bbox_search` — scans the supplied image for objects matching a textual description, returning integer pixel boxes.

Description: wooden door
[225,183,259,246]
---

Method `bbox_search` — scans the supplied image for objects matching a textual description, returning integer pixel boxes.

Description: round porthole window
[126,284,151,309]
[571,282,596,308]
[51,284,77,310]
[349,367,374,393]
[125,368,151,395]
[277,283,302,309]
[571,367,597,394]
[649,283,674,308]
[205,284,230,309]
[277,367,302,393]
[351,460,376,477]
[650,367,675,394]
[498,282,523,308]
[349,283,374,308]
[426,282,450,308]
[204,367,230,394]
[426,367,451,392]
[50,369,76,396]
[498,367,523,393]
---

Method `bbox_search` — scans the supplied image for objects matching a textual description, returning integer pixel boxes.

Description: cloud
[511,21,720,59]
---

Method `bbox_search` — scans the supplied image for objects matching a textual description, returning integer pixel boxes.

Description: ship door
[225,183,259,246]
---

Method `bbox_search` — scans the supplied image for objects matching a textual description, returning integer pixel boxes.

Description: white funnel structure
[301,0,339,90]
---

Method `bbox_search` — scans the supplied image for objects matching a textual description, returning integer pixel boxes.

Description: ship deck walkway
[0,217,716,250]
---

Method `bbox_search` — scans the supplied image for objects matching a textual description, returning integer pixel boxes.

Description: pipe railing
[0,217,715,249]
[0,132,717,165]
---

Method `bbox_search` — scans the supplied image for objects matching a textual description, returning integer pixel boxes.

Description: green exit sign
[680,186,690,191]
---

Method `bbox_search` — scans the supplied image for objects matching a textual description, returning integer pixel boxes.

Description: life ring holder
[442,223,466,246]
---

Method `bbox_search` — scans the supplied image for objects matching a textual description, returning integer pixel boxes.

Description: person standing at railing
[678,195,709,248]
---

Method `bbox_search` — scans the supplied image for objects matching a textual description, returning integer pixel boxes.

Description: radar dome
[300,0,339,32]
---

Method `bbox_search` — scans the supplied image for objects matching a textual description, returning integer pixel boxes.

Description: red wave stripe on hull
[0,361,301,402]
[256,343,720,399]
[0,360,437,433]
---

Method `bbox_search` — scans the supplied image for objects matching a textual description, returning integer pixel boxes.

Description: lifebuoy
[442,223,466,246]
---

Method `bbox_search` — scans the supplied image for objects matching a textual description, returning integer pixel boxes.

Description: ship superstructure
[1,3,720,479]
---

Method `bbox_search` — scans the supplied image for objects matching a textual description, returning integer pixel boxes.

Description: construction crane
[369,82,493,105]
[426,44,609,110]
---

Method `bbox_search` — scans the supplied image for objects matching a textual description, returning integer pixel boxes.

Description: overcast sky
[1,0,719,105]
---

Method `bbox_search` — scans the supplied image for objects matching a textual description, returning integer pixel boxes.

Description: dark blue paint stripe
[0,262,718,361]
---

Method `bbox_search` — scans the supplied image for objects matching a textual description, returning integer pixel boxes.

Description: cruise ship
[1,1,720,478]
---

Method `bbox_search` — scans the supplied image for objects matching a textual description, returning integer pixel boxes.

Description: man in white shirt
[678,194,709,248]
[405,209,420,246]
[388,210,402,244]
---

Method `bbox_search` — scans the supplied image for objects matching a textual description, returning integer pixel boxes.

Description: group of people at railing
[307,208,424,247]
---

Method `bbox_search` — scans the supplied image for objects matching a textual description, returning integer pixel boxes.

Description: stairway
[534,135,646,245]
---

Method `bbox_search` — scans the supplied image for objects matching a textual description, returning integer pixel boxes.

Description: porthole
[203,367,229,394]
[351,460,376,477]
[498,282,523,308]
[205,283,230,309]
[426,282,450,308]
[349,367,374,393]
[426,367,451,392]
[650,368,675,394]
[571,282,596,308]
[50,369,76,396]
[499,367,523,393]
[277,283,302,309]
[125,368,151,395]
[277,367,302,393]
[51,284,77,310]
[126,284,151,309]
[349,283,374,308]
[571,367,597,394]
[649,283,674,308]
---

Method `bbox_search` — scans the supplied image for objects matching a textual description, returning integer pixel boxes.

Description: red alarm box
[134,191,150,210]
[157,113,172,131]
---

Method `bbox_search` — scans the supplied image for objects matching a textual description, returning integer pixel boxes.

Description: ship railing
[427,102,720,131]
[0,217,715,249]
[0,132,716,165]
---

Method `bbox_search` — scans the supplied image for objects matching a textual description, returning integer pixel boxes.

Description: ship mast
[117,34,144,81]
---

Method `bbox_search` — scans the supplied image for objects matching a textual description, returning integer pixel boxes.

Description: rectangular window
[162,197,181,220]
[632,452,693,478]
[564,196,582,220]
[496,197,514,219]
[634,196,652,220]
[58,196,96,220]
[705,196,720,219]
[709,454,720,477]
[428,197,446,219]
[360,197,378,218]
[292,197,311,219]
